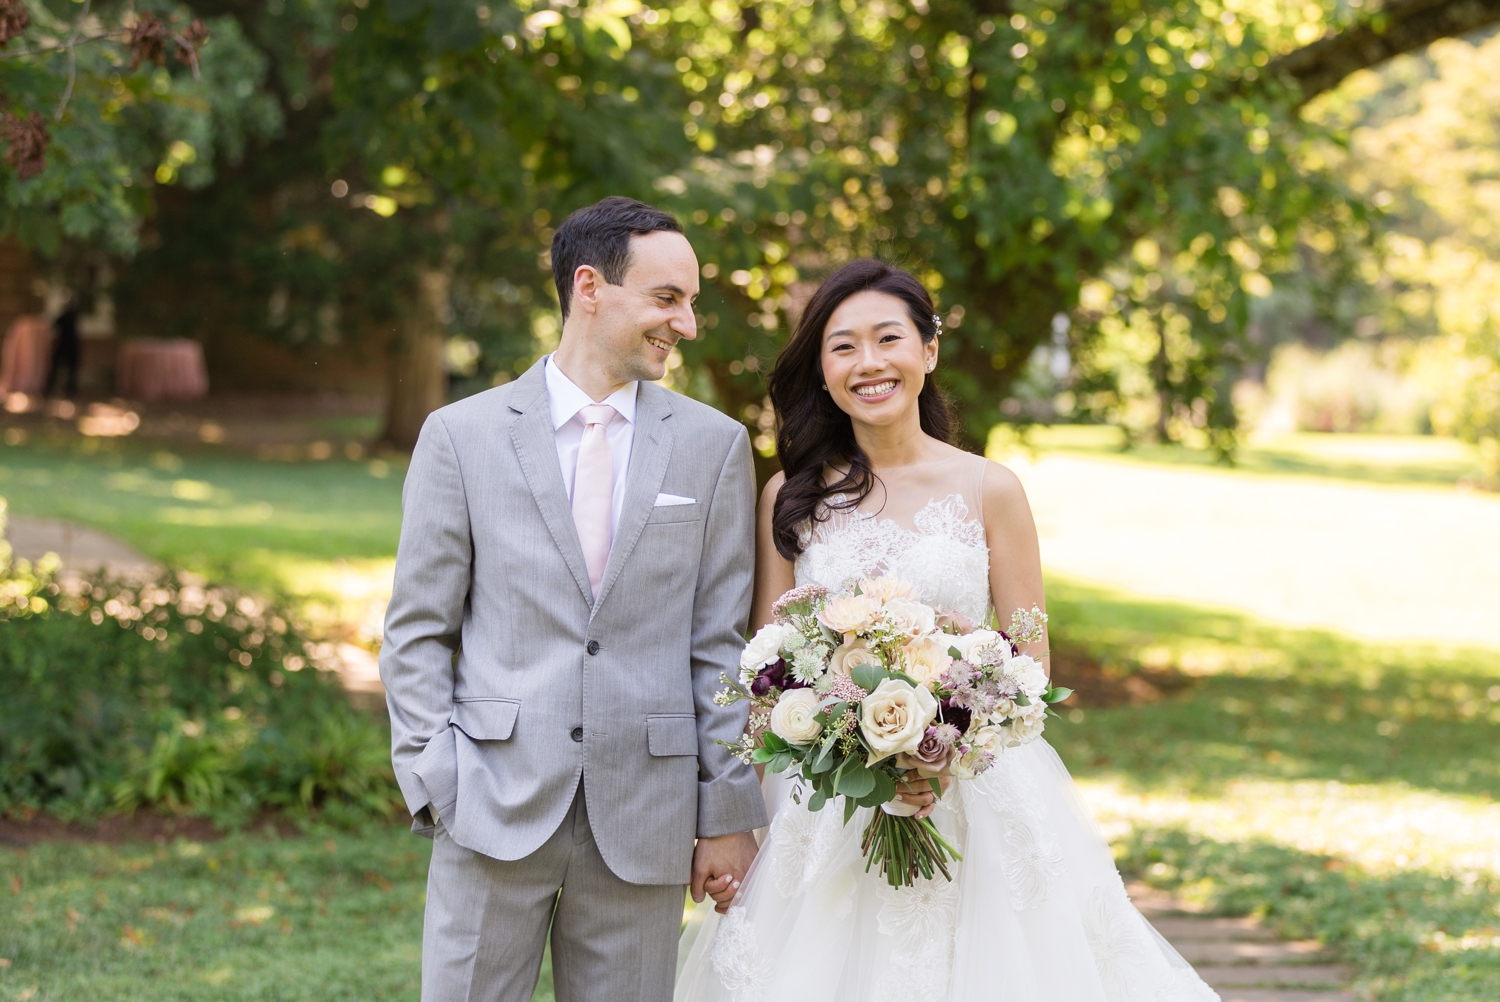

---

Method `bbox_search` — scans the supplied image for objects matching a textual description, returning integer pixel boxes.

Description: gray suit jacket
[380,359,766,885]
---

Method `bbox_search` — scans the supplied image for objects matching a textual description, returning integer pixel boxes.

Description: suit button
[571,727,584,743]
[586,640,600,656]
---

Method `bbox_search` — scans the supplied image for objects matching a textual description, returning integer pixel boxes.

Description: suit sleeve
[690,424,770,838]
[379,412,470,835]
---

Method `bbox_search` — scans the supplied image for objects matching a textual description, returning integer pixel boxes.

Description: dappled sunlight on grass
[0,438,405,629]
[1082,778,1500,878]
[1006,425,1488,488]
[1046,578,1500,999]
[999,439,1500,645]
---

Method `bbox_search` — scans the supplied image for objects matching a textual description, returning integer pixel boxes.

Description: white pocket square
[654,493,696,507]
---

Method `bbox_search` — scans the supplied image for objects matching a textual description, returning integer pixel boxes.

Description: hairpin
[932,313,943,336]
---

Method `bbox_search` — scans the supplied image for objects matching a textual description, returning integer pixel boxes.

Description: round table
[116,338,209,401]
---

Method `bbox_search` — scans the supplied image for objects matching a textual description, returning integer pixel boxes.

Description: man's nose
[673,302,698,340]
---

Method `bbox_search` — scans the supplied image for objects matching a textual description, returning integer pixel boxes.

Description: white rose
[829,638,883,678]
[859,678,938,765]
[769,688,823,745]
[1007,655,1048,696]
[970,724,1006,755]
[950,629,1010,666]
[740,623,790,672]
[899,637,953,688]
[882,599,936,641]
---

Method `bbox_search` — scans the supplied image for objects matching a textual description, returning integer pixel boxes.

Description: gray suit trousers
[422,785,684,1002]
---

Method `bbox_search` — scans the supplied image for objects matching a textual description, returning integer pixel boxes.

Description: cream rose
[950,629,1010,666]
[740,622,790,672]
[899,638,953,688]
[859,575,919,604]
[818,594,880,636]
[1006,655,1049,697]
[829,638,883,678]
[769,688,824,745]
[859,678,938,765]
[881,598,936,641]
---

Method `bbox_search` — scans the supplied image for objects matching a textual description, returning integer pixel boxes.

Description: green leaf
[836,765,876,799]
[761,732,789,753]
[808,789,828,812]
[949,646,963,661]
[851,663,887,694]
[844,795,859,824]
[1044,687,1074,703]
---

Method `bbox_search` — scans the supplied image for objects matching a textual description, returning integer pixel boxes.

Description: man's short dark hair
[551,196,684,321]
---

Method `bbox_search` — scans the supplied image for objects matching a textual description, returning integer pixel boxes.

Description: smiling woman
[766,259,950,560]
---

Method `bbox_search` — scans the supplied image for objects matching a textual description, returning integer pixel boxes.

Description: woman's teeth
[854,381,897,397]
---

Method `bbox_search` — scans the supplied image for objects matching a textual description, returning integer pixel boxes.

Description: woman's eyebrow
[825,319,907,341]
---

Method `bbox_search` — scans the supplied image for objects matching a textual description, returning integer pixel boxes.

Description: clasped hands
[691,773,952,913]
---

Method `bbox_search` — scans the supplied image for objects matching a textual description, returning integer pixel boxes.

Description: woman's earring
[821,383,828,391]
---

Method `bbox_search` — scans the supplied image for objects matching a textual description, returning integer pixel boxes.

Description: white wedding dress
[676,490,1220,1002]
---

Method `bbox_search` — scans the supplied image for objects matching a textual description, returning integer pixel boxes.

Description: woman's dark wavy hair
[769,259,952,559]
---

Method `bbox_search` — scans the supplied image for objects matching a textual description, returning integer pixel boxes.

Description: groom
[381,196,766,1002]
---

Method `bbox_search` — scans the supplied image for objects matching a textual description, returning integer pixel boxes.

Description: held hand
[894,773,954,821]
[691,831,759,915]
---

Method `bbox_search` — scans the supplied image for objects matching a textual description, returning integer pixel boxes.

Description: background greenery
[4,0,1498,470]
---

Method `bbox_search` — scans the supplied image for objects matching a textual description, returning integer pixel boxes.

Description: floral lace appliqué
[1083,884,1222,1002]
[1001,818,1066,911]
[710,905,773,1002]
[796,494,991,626]
[874,876,958,1002]
[767,800,840,897]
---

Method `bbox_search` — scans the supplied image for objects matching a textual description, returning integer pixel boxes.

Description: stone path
[1130,883,1356,1002]
[3,514,155,575]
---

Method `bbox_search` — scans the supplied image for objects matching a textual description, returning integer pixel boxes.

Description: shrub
[0,554,400,826]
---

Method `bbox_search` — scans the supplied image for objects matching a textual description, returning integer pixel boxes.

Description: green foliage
[0,558,401,825]
[638,0,1366,446]
[0,1,281,255]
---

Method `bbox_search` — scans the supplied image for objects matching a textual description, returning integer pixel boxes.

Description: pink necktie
[572,404,616,599]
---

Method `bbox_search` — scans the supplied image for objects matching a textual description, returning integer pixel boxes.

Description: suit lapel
[592,383,674,615]
[508,362,593,606]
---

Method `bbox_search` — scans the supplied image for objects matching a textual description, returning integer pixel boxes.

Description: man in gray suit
[381,196,766,1002]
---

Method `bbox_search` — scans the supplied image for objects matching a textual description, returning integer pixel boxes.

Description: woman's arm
[751,471,797,633]
[981,461,1050,674]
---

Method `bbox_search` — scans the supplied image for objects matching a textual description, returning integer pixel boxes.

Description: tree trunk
[1272,0,1500,104]
[380,266,451,451]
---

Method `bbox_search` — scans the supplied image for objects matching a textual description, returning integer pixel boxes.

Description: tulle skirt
[676,740,1219,1002]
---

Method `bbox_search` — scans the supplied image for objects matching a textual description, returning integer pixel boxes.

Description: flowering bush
[0,554,400,826]
[719,577,1072,887]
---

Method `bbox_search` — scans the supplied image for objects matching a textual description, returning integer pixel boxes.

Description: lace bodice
[795,493,992,625]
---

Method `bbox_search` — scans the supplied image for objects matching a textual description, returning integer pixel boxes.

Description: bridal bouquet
[718,576,1072,888]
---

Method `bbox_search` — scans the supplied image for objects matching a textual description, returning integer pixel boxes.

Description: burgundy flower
[938,700,972,735]
[750,658,808,696]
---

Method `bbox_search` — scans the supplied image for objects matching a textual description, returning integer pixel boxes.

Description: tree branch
[1272,0,1500,104]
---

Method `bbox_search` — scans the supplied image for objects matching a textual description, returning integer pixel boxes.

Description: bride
[676,259,1219,1002]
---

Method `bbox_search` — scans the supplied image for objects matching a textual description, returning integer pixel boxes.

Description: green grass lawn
[0,435,406,634]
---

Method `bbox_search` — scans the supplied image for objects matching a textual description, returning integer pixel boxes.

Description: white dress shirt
[545,354,638,536]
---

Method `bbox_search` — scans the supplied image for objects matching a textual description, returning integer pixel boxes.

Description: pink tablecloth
[0,315,52,396]
[116,339,208,401]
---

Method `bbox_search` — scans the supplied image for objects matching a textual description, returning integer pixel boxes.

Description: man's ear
[572,265,603,316]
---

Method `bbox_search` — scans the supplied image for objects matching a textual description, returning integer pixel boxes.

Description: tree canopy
[2,0,1495,457]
